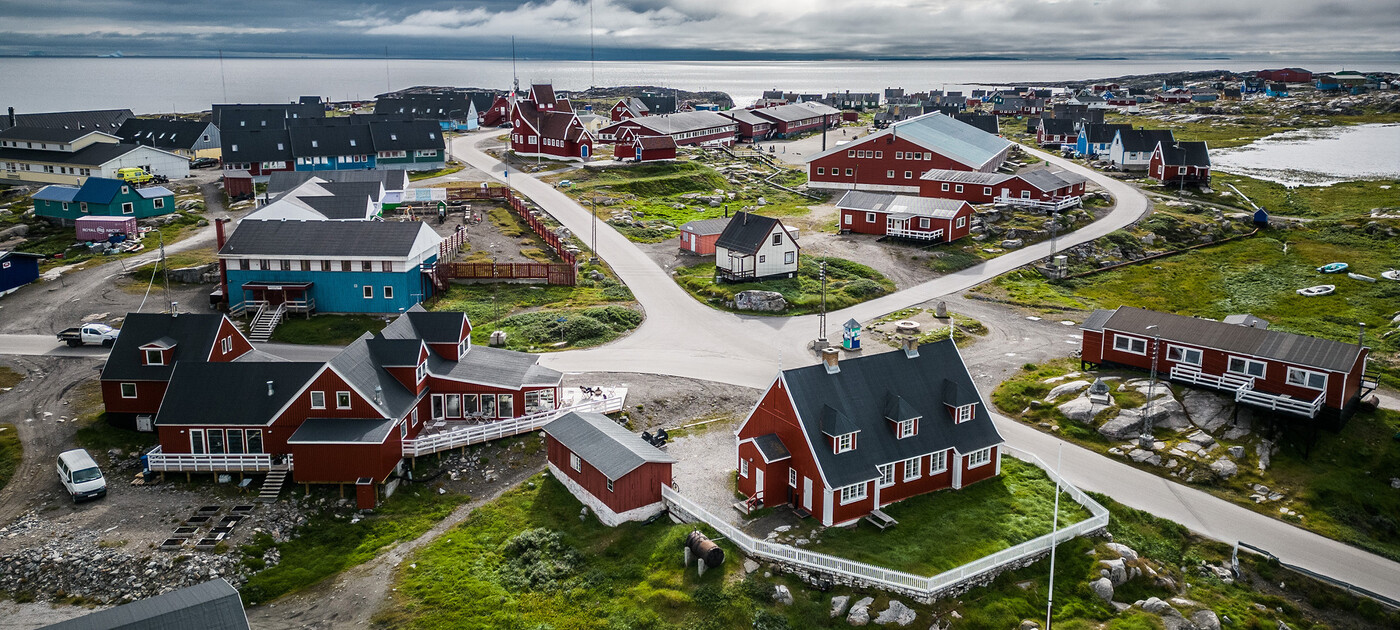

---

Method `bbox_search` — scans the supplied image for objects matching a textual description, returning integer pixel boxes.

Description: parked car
[189,157,220,169]
[56,323,120,347]
[116,167,153,184]
[57,449,107,503]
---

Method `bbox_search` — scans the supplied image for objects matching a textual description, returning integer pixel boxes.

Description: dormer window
[835,432,855,454]
[897,418,916,438]
[955,404,974,423]
[144,349,164,365]
[458,338,468,357]
[415,360,427,383]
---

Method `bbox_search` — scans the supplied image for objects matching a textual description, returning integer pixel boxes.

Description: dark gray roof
[782,339,1005,488]
[99,313,229,383]
[266,169,408,195]
[751,103,835,124]
[212,102,324,129]
[1081,309,1115,332]
[287,417,398,444]
[715,211,782,255]
[221,128,292,163]
[0,109,130,133]
[952,114,998,136]
[429,345,562,389]
[835,191,968,219]
[753,433,791,462]
[39,578,248,630]
[289,124,374,158]
[1038,118,1077,136]
[1101,306,1365,373]
[0,142,142,166]
[154,362,323,426]
[1115,129,1176,153]
[220,220,434,258]
[543,411,676,480]
[374,93,478,119]
[327,333,421,419]
[300,195,374,220]
[317,181,384,203]
[1017,168,1088,192]
[679,217,730,235]
[638,93,678,114]
[1157,141,1210,168]
[368,337,424,367]
[116,118,212,151]
[0,126,107,143]
[1083,123,1133,144]
[382,304,466,344]
[368,119,444,152]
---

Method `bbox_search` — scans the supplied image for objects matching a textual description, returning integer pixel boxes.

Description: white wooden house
[714,212,799,282]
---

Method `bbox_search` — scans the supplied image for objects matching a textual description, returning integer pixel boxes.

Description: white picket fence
[401,395,625,458]
[144,446,274,473]
[661,445,1110,599]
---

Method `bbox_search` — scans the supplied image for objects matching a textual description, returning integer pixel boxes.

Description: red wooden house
[721,109,776,142]
[806,112,1012,194]
[917,168,1086,208]
[597,111,737,148]
[1155,89,1193,104]
[749,102,841,138]
[609,97,649,122]
[678,217,729,255]
[99,312,253,431]
[1148,141,1211,185]
[509,84,595,162]
[1036,118,1077,146]
[544,411,676,526]
[835,191,973,243]
[1257,68,1312,83]
[1080,306,1376,421]
[480,94,513,127]
[735,340,1004,527]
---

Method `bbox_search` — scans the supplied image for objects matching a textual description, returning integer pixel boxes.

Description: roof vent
[821,347,840,374]
[374,385,383,404]
[266,380,274,397]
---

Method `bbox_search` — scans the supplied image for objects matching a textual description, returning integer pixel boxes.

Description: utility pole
[816,261,828,349]
[1045,443,1063,630]
[1140,325,1160,449]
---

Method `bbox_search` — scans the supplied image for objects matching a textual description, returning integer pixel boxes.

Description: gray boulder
[1129,448,1162,466]
[1105,542,1139,562]
[1256,440,1273,472]
[1192,610,1222,630]
[734,290,788,312]
[875,599,917,626]
[830,595,850,618]
[1046,380,1091,400]
[1210,457,1239,479]
[1002,238,1024,248]
[1141,597,1179,616]
[848,597,875,626]
[1228,445,1245,459]
[772,584,793,606]
[1098,412,1143,440]
[1187,431,1217,449]
[1091,577,1114,604]
[1020,621,1040,630]
[1182,389,1233,433]
[1058,396,1100,423]
[1143,397,1192,430]
[1100,558,1129,586]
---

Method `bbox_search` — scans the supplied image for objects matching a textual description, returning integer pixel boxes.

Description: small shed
[841,318,861,350]
[222,170,255,199]
[0,250,42,297]
[76,216,138,242]
[543,411,677,526]
[633,135,678,162]
[678,217,730,255]
[38,578,250,630]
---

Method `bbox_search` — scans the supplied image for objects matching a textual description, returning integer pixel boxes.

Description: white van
[57,449,107,503]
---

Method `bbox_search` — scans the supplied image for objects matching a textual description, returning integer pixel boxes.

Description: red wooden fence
[436,185,577,286]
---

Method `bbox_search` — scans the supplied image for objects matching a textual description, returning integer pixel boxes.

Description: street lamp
[1139,325,1160,449]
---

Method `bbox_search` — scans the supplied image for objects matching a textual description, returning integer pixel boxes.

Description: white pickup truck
[56,323,120,347]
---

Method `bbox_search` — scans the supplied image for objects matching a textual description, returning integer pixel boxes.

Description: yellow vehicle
[115,167,153,184]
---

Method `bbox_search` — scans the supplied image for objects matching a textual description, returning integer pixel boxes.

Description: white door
[802,477,813,511]
[1001,187,1011,200]
[755,467,765,502]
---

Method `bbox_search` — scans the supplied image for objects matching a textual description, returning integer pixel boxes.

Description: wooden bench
[864,509,898,530]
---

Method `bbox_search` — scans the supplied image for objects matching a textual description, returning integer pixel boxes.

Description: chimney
[170,302,179,316]
[901,336,920,358]
[215,217,228,250]
[822,347,840,374]
[266,380,275,397]
[6,107,14,128]
[374,385,383,404]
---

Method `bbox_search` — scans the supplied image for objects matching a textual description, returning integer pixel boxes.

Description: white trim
[739,457,749,478]
[120,382,138,398]
[877,463,895,488]
[967,447,992,468]
[928,450,948,475]
[1285,366,1327,390]
[902,456,921,481]
[1227,355,1268,379]
[1166,344,1203,366]
[1112,333,1149,355]
[838,482,867,505]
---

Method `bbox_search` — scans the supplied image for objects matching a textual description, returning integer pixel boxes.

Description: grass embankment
[0,366,23,390]
[408,164,465,181]
[381,472,1398,629]
[0,424,20,494]
[128,248,218,286]
[68,381,157,458]
[550,160,820,243]
[808,459,1090,576]
[239,485,470,605]
[674,256,895,316]
[1199,173,1400,219]
[995,359,1400,563]
[268,314,389,346]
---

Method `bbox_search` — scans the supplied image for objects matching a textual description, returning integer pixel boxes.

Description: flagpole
[1046,443,1063,630]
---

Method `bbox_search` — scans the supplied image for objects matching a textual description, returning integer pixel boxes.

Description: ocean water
[1211,124,1400,186]
[2,56,1396,114]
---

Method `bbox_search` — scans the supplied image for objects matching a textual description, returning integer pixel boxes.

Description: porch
[994,195,1081,212]
[144,446,283,473]
[716,258,757,282]
[885,215,944,241]
[1169,365,1325,418]
[404,387,627,457]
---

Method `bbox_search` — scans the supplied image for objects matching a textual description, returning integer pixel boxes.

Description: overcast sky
[3,0,1398,59]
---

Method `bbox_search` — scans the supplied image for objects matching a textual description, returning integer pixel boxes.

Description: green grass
[73,413,158,458]
[471,305,642,352]
[674,256,895,316]
[1201,172,1400,219]
[0,366,23,390]
[130,248,218,284]
[808,459,1091,576]
[0,424,20,494]
[240,485,469,605]
[408,164,465,181]
[268,314,388,345]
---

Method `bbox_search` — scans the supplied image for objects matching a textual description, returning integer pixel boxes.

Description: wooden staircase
[257,463,290,503]
[248,302,286,343]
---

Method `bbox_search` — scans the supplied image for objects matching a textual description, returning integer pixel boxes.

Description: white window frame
[220,336,233,354]
[887,170,895,178]
[918,217,930,229]
[1112,334,1148,355]
[967,447,992,468]
[929,451,948,474]
[1228,356,1267,379]
[607,479,614,492]
[153,198,165,209]
[569,452,581,472]
[336,391,352,409]
[877,463,895,488]
[784,251,795,264]
[956,216,967,229]
[956,404,974,423]
[903,456,921,481]
[415,361,427,383]
[835,433,854,454]
[789,468,798,487]
[739,458,749,478]
[941,183,950,191]
[310,391,326,409]
[120,382,137,398]
[363,285,373,299]
[1286,366,1326,390]
[1166,344,1203,366]
[839,482,867,505]
[144,349,164,365]
[897,419,915,438]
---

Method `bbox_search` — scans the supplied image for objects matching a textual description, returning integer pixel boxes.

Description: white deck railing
[402,394,625,458]
[1169,365,1254,392]
[144,446,274,473]
[661,445,1109,599]
[1236,389,1324,418]
[994,195,1081,212]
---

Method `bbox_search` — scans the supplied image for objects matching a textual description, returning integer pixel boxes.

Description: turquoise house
[31,177,175,223]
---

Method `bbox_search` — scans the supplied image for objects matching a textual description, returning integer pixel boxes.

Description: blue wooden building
[31,177,175,223]
[219,219,443,314]
[0,250,42,297]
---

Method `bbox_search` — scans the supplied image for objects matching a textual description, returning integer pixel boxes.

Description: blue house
[1075,123,1133,158]
[1265,83,1289,97]
[289,124,376,172]
[0,250,43,297]
[219,219,443,314]
[31,177,175,223]
[1314,77,1342,92]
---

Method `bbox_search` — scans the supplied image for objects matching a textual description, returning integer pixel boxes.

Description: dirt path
[0,357,105,527]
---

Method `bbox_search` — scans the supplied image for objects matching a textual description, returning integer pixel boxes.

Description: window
[321,260,332,272]
[844,168,853,176]
[384,286,394,300]
[784,251,795,264]
[789,468,797,487]
[847,150,855,158]
[381,261,393,272]
[246,430,263,453]
[1228,357,1267,379]
[956,216,967,229]
[144,349,164,365]
[887,170,895,178]
[279,260,291,271]
[122,202,134,214]
[874,151,882,158]
[816,167,824,175]
[839,483,867,505]
[298,260,310,272]
[121,186,130,194]
[336,391,352,409]
[967,447,992,468]
[896,151,903,159]
[865,212,876,223]
[877,463,894,487]
[431,394,444,419]
[897,418,916,438]
[362,261,373,272]
[1286,367,1326,390]
[843,214,852,225]
[342,261,352,272]
[835,433,854,453]
[498,394,514,418]
[955,184,964,193]
[481,394,496,418]
[758,255,766,263]
[400,421,408,439]
[739,458,749,478]
[221,337,233,354]
[923,152,931,160]
[153,198,164,209]
[310,391,326,409]
[120,382,137,398]
[606,479,614,493]
[1021,190,1032,199]
[929,451,947,474]
[941,183,950,191]
[903,456,921,481]
[570,452,581,472]
[208,430,225,454]
[904,171,912,179]
[956,404,974,423]
[918,217,930,229]
[983,186,992,195]
[363,285,374,299]
[415,360,427,383]
[1112,334,1148,355]
[190,429,204,454]
[772,233,782,246]
[227,429,245,454]
[80,202,88,213]
[1167,345,1202,366]
[239,259,250,271]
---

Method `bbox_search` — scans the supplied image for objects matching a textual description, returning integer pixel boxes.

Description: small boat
[1382,270,1400,281]
[1317,262,1349,274]
[1296,285,1335,297]
[1348,272,1376,283]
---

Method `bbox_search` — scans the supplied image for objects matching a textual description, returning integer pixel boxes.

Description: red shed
[544,411,676,526]
[677,216,730,255]
[222,170,254,199]
[1149,141,1211,185]
[735,339,1003,527]
[632,135,677,162]
[834,191,974,243]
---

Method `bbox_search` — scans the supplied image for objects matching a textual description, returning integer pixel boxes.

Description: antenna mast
[589,0,596,89]
[511,37,519,95]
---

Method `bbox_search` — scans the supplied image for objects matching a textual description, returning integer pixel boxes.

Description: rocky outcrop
[734,290,788,312]
[1091,577,1115,604]
[1209,457,1239,479]
[1098,413,1143,440]
[830,595,850,618]
[1182,390,1233,433]
[772,584,793,605]
[1058,396,1100,423]
[1046,380,1092,401]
